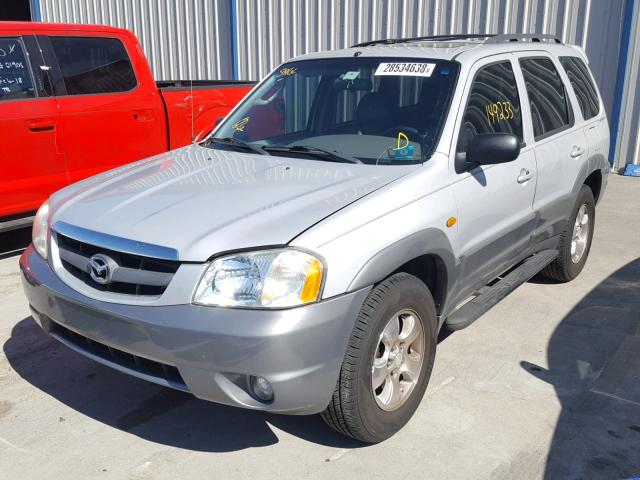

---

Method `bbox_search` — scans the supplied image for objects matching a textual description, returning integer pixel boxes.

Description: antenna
[190,77,195,143]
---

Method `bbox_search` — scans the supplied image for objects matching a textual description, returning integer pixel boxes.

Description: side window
[457,61,523,153]
[559,56,600,120]
[49,36,137,95]
[0,37,36,101]
[519,57,572,139]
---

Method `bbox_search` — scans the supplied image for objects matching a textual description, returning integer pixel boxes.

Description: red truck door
[39,33,166,183]
[0,35,66,218]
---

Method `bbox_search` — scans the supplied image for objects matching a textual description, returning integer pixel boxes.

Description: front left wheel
[321,273,437,443]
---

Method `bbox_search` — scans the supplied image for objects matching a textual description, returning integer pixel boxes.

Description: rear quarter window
[559,56,600,120]
[49,36,137,95]
[519,57,572,140]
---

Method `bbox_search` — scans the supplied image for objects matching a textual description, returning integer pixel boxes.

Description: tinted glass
[0,37,35,102]
[520,57,571,138]
[560,56,599,120]
[457,61,522,153]
[215,58,459,165]
[50,36,136,95]
[335,75,425,124]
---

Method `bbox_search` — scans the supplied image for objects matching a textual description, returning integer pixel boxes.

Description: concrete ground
[1,174,638,480]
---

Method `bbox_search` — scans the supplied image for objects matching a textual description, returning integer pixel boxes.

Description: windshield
[212,57,459,165]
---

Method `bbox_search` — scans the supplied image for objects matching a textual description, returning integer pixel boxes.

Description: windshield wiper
[204,137,269,156]
[261,145,362,164]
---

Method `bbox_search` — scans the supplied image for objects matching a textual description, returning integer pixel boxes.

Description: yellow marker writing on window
[485,101,514,124]
[232,116,250,132]
[279,67,298,77]
[394,132,409,150]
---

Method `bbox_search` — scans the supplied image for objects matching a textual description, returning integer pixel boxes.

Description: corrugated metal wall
[612,0,640,170]
[35,0,639,166]
[234,0,625,134]
[38,0,233,80]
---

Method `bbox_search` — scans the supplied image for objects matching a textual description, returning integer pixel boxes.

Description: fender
[347,228,459,315]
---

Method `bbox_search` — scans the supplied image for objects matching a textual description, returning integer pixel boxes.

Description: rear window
[559,56,600,120]
[0,37,35,102]
[49,36,137,95]
[519,57,572,139]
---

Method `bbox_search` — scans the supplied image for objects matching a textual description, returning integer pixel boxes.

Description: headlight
[193,249,324,308]
[32,200,50,259]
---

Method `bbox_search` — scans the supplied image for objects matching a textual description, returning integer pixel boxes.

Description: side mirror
[455,133,521,173]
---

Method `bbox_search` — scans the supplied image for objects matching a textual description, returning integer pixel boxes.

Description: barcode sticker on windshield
[375,62,436,77]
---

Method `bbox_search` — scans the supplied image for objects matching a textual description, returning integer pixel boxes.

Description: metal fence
[35,0,640,167]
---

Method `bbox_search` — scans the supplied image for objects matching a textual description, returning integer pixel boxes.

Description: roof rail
[484,33,562,44]
[351,34,494,48]
[350,33,563,49]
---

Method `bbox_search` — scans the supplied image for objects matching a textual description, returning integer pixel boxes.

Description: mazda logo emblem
[88,254,116,285]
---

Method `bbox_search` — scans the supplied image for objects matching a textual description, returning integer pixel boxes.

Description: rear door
[0,34,66,218]
[559,55,609,171]
[40,33,165,184]
[516,54,588,242]
[451,55,537,296]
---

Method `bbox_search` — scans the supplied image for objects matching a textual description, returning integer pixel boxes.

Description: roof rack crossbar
[484,33,562,44]
[351,34,495,48]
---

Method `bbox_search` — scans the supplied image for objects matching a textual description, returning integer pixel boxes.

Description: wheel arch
[347,228,457,315]
[584,169,603,204]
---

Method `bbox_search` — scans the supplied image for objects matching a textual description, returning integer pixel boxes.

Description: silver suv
[21,34,609,442]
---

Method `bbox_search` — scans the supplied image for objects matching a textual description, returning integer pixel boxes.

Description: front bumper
[20,246,370,414]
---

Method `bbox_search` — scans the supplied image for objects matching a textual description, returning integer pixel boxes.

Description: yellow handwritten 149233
[232,116,250,132]
[485,101,514,125]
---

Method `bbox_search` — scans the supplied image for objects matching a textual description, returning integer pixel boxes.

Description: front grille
[50,320,188,391]
[56,233,180,296]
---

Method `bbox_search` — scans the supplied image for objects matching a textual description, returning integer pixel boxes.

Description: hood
[51,145,415,261]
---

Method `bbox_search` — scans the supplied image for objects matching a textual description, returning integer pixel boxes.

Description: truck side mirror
[455,133,521,172]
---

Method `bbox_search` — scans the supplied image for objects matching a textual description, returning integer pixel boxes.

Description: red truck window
[49,36,137,95]
[0,37,36,102]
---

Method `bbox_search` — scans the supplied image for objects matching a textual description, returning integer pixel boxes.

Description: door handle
[133,109,154,121]
[570,145,585,158]
[27,119,55,132]
[517,168,533,184]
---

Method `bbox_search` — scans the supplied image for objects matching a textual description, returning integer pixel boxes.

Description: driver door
[451,55,537,297]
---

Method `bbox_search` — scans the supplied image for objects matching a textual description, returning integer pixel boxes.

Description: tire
[321,273,437,443]
[541,185,596,282]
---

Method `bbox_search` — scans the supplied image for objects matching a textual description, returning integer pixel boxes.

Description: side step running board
[445,249,558,331]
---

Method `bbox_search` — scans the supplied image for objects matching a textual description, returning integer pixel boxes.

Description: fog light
[250,375,274,402]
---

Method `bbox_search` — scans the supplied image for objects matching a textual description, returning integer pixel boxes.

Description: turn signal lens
[300,259,323,303]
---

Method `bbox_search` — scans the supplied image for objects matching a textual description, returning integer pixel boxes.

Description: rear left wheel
[541,185,596,282]
[321,273,437,443]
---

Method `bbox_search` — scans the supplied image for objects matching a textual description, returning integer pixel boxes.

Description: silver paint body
[21,41,610,414]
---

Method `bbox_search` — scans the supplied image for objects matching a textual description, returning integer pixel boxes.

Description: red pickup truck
[0,22,254,230]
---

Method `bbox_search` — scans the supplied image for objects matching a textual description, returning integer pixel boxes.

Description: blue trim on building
[31,0,41,21]
[609,0,636,166]
[229,0,239,80]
